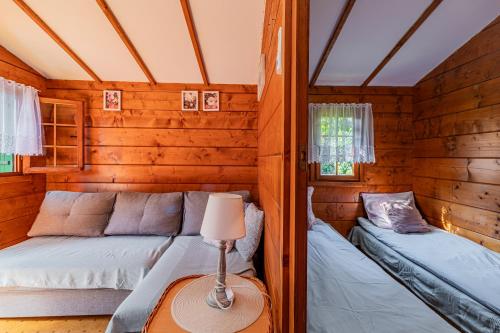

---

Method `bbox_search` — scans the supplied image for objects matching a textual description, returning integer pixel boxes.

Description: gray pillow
[361,191,422,229]
[307,186,317,230]
[28,191,116,237]
[105,192,182,236]
[180,190,250,236]
[386,203,430,234]
[235,203,264,261]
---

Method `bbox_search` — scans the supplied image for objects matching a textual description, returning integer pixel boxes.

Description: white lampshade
[201,193,246,241]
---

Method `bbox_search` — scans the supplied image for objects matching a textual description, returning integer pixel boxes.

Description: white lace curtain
[0,77,43,156]
[308,103,375,164]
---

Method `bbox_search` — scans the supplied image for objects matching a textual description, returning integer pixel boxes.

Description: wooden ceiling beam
[12,0,102,83]
[309,0,356,87]
[180,0,209,85]
[362,0,443,87]
[96,0,156,85]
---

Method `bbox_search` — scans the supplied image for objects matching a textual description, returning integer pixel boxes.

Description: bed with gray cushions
[351,217,500,333]
[308,220,457,333]
[0,189,263,325]
[0,235,172,317]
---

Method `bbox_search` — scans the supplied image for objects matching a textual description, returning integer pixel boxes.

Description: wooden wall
[258,0,288,331]
[308,87,414,236]
[41,80,258,197]
[0,45,45,91]
[0,175,46,249]
[413,18,500,251]
[0,47,46,249]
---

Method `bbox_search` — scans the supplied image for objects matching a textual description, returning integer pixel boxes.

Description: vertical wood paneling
[413,20,500,251]
[41,81,258,198]
[308,87,414,236]
[258,0,287,331]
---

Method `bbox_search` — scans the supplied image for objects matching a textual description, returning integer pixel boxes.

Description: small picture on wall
[103,90,121,111]
[182,91,198,111]
[203,91,219,111]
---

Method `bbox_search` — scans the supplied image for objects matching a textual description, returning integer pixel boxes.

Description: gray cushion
[105,192,182,236]
[307,186,316,230]
[235,203,264,261]
[28,191,116,237]
[180,191,250,236]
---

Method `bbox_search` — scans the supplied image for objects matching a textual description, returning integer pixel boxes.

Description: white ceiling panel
[371,0,500,86]
[316,0,432,86]
[309,0,346,81]
[0,0,90,80]
[25,0,147,82]
[189,0,265,84]
[105,0,202,83]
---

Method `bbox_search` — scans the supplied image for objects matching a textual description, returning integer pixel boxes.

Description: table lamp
[200,193,246,310]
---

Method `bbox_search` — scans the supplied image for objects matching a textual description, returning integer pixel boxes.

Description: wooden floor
[0,316,111,333]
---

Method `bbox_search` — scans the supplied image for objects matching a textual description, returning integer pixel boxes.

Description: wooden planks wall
[0,175,46,249]
[258,0,288,331]
[0,45,46,91]
[41,80,258,197]
[0,47,46,249]
[413,18,500,251]
[308,86,414,236]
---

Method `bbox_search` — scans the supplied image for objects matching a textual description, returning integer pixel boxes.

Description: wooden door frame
[283,0,309,331]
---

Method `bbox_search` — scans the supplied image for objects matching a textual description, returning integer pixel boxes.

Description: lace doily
[171,275,264,333]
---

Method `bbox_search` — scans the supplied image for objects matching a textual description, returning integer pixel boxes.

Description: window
[308,103,374,182]
[0,153,14,173]
[311,161,361,181]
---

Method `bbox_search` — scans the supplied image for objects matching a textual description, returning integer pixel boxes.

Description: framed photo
[103,90,121,111]
[182,91,198,111]
[203,91,219,111]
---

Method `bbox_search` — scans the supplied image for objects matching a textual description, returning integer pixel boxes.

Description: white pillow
[236,203,264,261]
[361,191,423,229]
[203,238,235,253]
[307,186,317,229]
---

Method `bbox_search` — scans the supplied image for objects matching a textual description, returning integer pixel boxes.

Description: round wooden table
[142,275,272,333]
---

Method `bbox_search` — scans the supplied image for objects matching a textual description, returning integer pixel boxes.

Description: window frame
[309,162,362,182]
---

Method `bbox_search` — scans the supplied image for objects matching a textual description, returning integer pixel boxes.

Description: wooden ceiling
[0,0,265,84]
[310,0,500,87]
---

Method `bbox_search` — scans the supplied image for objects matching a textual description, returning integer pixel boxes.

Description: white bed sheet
[0,236,172,290]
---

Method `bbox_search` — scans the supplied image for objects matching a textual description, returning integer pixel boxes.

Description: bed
[105,235,256,333]
[350,217,500,333]
[308,220,457,333]
[0,235,173,317]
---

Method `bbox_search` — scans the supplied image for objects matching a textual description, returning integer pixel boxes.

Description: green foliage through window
[0,154,14,173]
[319,114,355,177]
[320,161,354,176]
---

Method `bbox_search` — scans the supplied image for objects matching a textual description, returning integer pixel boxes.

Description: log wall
[413,19,500,251]
[42,80,259,197]
[0,47,46,249]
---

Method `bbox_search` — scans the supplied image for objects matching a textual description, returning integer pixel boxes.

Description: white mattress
[0,236,173,290]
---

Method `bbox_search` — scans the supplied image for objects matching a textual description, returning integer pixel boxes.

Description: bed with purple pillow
[350,192,500,333]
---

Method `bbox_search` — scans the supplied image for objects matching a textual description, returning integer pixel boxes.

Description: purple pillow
[385,202,430,234]
[361,191,423,229]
